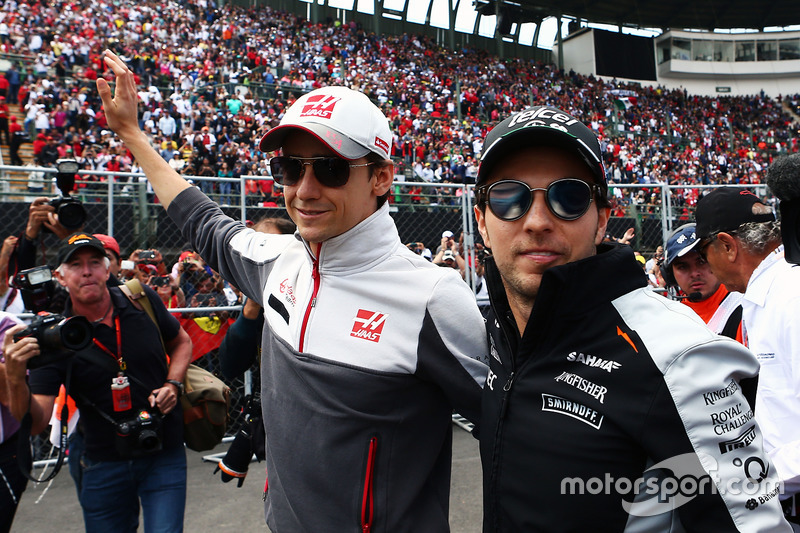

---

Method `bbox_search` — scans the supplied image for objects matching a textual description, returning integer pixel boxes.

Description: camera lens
[58,201,87,230]
[138,430,161,451]
[57,316,93,351]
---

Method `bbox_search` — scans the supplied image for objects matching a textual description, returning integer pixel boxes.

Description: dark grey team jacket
[169,187,488,532]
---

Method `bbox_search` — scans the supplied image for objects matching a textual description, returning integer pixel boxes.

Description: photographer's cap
[695,187,776,239]
[57,232,107,265]
[258,86,392,160]
[477,106,606,196]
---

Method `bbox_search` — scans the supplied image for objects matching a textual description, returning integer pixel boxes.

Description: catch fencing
[0,165,772,466]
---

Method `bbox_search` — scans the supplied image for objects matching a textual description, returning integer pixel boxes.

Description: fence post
[136,178,149,249]
[107,173,115,236]
[239,174,247,222]
[660,182,670,244]
[461,185,475,291]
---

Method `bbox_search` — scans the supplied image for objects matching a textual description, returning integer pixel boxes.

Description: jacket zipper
[361,436,378,533]
[488,307,520,531]
[298,253,320,352]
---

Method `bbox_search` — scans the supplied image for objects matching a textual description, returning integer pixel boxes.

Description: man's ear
[53,268,67,288]
[716,232,739,262]
[595,207,611,246]
[371,162,394,197]
[475,205,491,250]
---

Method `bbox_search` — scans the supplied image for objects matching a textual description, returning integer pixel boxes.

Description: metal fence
[0,166,774,466]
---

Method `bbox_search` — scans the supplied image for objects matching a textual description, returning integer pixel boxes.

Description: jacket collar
[486,243,648,341]
[300,202,401,274]
[744,244,786,308]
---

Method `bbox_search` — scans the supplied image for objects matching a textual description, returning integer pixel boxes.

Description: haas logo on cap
[300,94,340,119]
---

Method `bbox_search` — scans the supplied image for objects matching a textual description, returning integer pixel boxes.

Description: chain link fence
[0,167,775,464]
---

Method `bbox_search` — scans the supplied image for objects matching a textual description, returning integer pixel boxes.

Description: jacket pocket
[360,435,378,533]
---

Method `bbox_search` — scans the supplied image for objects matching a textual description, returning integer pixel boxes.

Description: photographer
[0,236,24,315]
[13,196,75,274]
[3,233,192,532]
[0,312,27,533]
[149,275,185,313]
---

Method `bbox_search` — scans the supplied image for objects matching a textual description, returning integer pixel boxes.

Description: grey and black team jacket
[169,187,489,533]
[480,243,791,533]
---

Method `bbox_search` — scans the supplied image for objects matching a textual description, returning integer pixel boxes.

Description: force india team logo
[351,309,387,343]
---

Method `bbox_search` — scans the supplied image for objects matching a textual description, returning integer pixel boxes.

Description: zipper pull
[498,371,515,420]
[503,372,515,392]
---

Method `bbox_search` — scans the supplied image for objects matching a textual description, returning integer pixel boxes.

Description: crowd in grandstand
[3,0,800,215]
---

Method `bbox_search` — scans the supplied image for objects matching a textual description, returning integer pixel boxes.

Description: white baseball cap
[259,86,391,161]
[442,230,454,238]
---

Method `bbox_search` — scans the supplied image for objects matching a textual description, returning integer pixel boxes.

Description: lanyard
[92,315,126,371]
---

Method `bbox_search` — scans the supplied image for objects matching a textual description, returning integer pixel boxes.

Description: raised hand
[96,50,143,141]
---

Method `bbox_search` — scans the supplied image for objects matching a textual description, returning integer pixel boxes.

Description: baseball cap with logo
[57,232,107,265]
[695,188,776,239]
[442,250,456,262]
[258,86,392,160]
[663,224,700,270]
[477,106,606,197]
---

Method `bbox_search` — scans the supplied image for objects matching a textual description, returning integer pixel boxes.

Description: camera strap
[68,351,153,431]
[17,360,73,483]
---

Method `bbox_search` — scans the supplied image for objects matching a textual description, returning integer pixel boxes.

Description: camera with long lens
[13,265,56,313]
[48,159,86,231]
[115,409,163,458]
[12,313,93,369]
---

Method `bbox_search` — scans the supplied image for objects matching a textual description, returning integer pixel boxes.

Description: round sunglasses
[478,178,600,221]
[269,156,374,188]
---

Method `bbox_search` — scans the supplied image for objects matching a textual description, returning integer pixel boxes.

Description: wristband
[165,379,185,396]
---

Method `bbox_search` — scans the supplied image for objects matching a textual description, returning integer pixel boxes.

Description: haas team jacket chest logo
[351,309,387,343]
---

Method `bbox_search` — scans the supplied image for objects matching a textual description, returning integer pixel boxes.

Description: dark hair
[366,152,393,209]
[253,217,296,235]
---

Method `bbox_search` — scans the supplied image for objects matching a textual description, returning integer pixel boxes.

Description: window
[757,40,778,61]
[714,41,733,62]
[693,40,713,61]
[735,41,755,61]
[657,40,671,64]
[672,38,691,61]
[779,39,800,60]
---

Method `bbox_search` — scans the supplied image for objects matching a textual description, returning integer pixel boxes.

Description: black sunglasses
[269,156,374,188]
[478,179,599,221]
[696,231,735,261]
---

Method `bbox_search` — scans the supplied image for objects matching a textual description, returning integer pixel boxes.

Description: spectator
[0,311,27,532]
[93,234,123,284]
[9,117,23,166]
[696,187,800,523]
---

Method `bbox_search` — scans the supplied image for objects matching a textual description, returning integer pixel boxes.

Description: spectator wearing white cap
[97,50,488,533]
